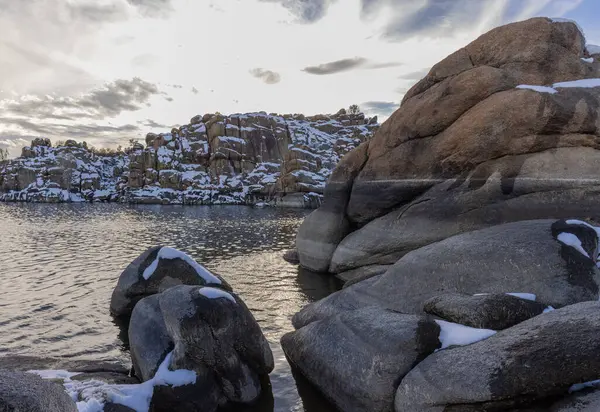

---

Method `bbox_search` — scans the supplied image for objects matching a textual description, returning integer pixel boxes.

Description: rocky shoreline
[0,110,378,208]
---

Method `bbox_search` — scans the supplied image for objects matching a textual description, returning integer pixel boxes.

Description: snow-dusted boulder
[395,301,600,411]
[423,292,547,330]
[281,307,440,412]
[110,246,230,317]
[128,285,274,411]
[550,387,600,411]
[0,371,77,412]
[293,219,600,329]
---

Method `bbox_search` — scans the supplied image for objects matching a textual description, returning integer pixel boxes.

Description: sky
[0,0,599,156]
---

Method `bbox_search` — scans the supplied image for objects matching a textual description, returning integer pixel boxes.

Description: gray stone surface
[550,388,600,411]
[128,285,274,411]
[282,307,440,412]
[395,301,600,411]
[293,220,600,329]
[110,246,230,316]
[0,371,77,412]
[337,264,391,288]
[423,293,547,330]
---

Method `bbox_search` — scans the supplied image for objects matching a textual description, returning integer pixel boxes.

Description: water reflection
[0,203,340,411]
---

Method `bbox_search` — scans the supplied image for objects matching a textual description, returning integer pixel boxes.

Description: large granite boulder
[110,246,231,317]
[550,387,600,411]
[293,219,600,328]
[296,17,600,275]
[0,371,77,412]
[395,301,600,411]
[423,293,547,330]
[129,285,274,411]
[281,307,440,412]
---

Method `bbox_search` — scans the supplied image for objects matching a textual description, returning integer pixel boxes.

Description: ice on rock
[557,232,591,258]
[506,293,536,301]
[142,247,222,284]
[516,85,558,94]
[554,79,600,89]
[435,320,497,350]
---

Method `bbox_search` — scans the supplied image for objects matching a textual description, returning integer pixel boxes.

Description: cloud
[303,57,368,75]
[191,87,199,94]
[249,68,282,84]
[258,0,337,23]
[366,61,403,69]
[360,101,399,117]
[138,119,170,128]
[1,78,162,121]
[399,68,430,81]
[127,0,174,17]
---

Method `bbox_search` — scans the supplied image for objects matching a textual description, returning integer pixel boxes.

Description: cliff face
[0,110,378,206]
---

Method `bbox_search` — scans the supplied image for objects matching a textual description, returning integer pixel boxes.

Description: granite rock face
[0,111,378,206]
[295,17,600,273]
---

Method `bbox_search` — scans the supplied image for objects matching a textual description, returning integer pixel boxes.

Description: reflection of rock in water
[289,363,339,412]
[296,267,342,303]
[111,313,131,352]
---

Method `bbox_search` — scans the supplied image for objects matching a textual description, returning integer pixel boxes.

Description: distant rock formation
[0,110,378,207]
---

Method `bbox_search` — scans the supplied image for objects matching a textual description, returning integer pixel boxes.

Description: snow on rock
[557,232,591,258]
[198,287,236,303]
[554,78,600,89]
[29,350,196,412]
[1,111,378,207]
[516,84,558,94]
[143,246,222,284]
[569,379,600,393]
[581,57,594,63]
[506,293,537,301]
[435,320,497,349]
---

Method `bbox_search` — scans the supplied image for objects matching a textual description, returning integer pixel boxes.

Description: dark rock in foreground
[423,293,547,330]
[0,371,77,412]
[396,301,600,411]
[282,307,440,412]
[129,284,274,411]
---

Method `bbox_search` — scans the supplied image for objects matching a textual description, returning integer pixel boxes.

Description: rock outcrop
[295,17,600,273]
[0,111,378,207]
[292,219,600,328]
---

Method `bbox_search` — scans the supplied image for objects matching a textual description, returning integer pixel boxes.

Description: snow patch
[543,306,555,313]
[506,293,536,301]
[570,379,600,393]
[198,287,236,303]
[153,351,197,388]
[142,247,222,285]
[435,320,496,350]
[554,78,600,89]
[516,84,558,94]
[581,57,594,63]
[557,232,590,258]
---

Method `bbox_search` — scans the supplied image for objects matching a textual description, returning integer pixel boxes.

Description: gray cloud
[258,0,337,23]
[191,87,199,94]
[127,0,174,17]
[360,101,399,117]
[2,78,162,121]
[249,68,282,84]
[399,68,430,81]
[138,119,170,128]
[360,0,492,40]
[303,57,368,75]
[366,61,403,69]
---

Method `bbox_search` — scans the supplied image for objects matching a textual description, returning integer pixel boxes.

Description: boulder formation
[295,17,600,274]
[0,371,78,412]
[0,110,378,206]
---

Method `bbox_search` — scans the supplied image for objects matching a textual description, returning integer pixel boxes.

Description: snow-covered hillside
[0,110,378,207]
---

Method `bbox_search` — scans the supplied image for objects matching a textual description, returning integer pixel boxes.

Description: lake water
[0,203,340,411]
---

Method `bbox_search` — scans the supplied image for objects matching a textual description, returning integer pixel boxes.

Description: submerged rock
[282,307,440,412]
[0,371,77,412]
[395,301,600,411]
[110,246,230,317]
[129,285,274,411]
[423,293,547,330]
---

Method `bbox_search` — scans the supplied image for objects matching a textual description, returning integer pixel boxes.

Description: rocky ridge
[0,110,378,207]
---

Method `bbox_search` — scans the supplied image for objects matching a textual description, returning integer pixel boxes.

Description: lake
[0,203,340,411]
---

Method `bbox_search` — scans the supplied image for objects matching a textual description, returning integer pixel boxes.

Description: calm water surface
[0,203,340,411]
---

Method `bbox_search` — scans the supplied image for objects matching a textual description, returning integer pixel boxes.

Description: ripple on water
[0,203,339,412]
